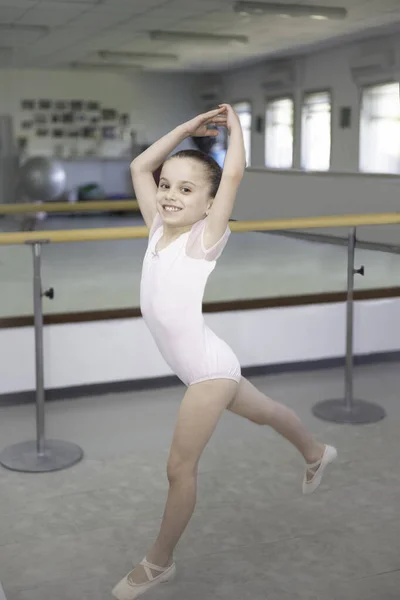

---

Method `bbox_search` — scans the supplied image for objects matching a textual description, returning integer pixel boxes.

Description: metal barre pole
[33,243,46,455]
[311,227,386,424]
[0,242,84,472]
[344,227,356,412]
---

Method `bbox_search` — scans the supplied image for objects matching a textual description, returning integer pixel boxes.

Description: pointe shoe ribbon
[112,557,176,600]
[302,445,338,495]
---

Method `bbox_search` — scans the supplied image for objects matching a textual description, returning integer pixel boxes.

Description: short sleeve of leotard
[186,217,231,262]
[148,213,163,240]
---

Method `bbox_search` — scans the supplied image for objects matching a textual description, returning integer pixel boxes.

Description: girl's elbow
[130,159,146,174]
[130,158,139,170]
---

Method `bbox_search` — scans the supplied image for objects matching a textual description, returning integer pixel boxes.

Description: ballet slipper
[302,445,337,494]
[112,557,176,600]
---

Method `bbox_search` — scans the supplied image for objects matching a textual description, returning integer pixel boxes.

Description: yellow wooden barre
[0,212,399,246]
[0,200,139,215]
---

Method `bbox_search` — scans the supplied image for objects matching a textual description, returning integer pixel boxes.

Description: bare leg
[127,379,238,584]
[227,377,325,467]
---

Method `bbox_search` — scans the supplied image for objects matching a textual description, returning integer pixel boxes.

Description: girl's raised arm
[205,104,246,247]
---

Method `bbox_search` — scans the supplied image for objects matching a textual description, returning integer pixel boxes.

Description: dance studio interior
[1,1,400,599]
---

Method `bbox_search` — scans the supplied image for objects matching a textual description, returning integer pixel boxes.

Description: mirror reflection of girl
[112,104,337,600]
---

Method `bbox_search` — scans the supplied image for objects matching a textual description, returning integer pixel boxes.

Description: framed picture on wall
[55,101,68,110]
[39,100,51,110]
[87,101,99,111]
[102,108,117,121]
[21,120,34,129]
[53,129,64,138]
[62,112,74,123]
[71,100,83,111]
[21,100,35,110]
[82,127,95,138]
[36,129,49,137]
[35,114,47,124]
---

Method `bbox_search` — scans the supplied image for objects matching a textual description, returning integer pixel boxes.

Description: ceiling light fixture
[98,50,179,62]
[234,2,347,20]
[70,62,143,71]
[149,30,249,46]
[0,23,49,33]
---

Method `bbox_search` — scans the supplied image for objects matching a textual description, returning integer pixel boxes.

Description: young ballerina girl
[112,104,337,600]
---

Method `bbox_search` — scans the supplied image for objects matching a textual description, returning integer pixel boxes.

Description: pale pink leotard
[140,214,241,386]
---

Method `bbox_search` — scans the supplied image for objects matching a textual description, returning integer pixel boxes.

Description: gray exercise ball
[19,156,67,202]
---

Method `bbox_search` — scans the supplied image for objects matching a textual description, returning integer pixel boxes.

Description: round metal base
[0,439,84,473]
[312,398,386,424]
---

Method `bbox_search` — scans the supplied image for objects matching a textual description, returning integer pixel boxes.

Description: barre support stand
[312,228,386,424]
[0,242,84,472]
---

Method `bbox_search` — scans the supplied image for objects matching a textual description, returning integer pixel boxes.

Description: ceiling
[1,0,400,72]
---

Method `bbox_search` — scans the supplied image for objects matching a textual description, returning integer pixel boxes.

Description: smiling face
[156,157,213,227]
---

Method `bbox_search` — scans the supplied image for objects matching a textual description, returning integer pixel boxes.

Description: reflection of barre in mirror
[0,199,138,215]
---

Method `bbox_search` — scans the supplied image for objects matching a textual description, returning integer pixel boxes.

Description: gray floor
[1,215,400,317]
[0,363,399,599]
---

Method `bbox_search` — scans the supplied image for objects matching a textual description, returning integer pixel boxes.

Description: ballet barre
[0,211,396,474]
[1,211,400,245]
[0,199,139,215]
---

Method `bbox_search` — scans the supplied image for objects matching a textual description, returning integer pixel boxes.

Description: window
[232,101,252,165]
[359,82,400,173]
[301,91,331,171]
[265,97,294,168]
